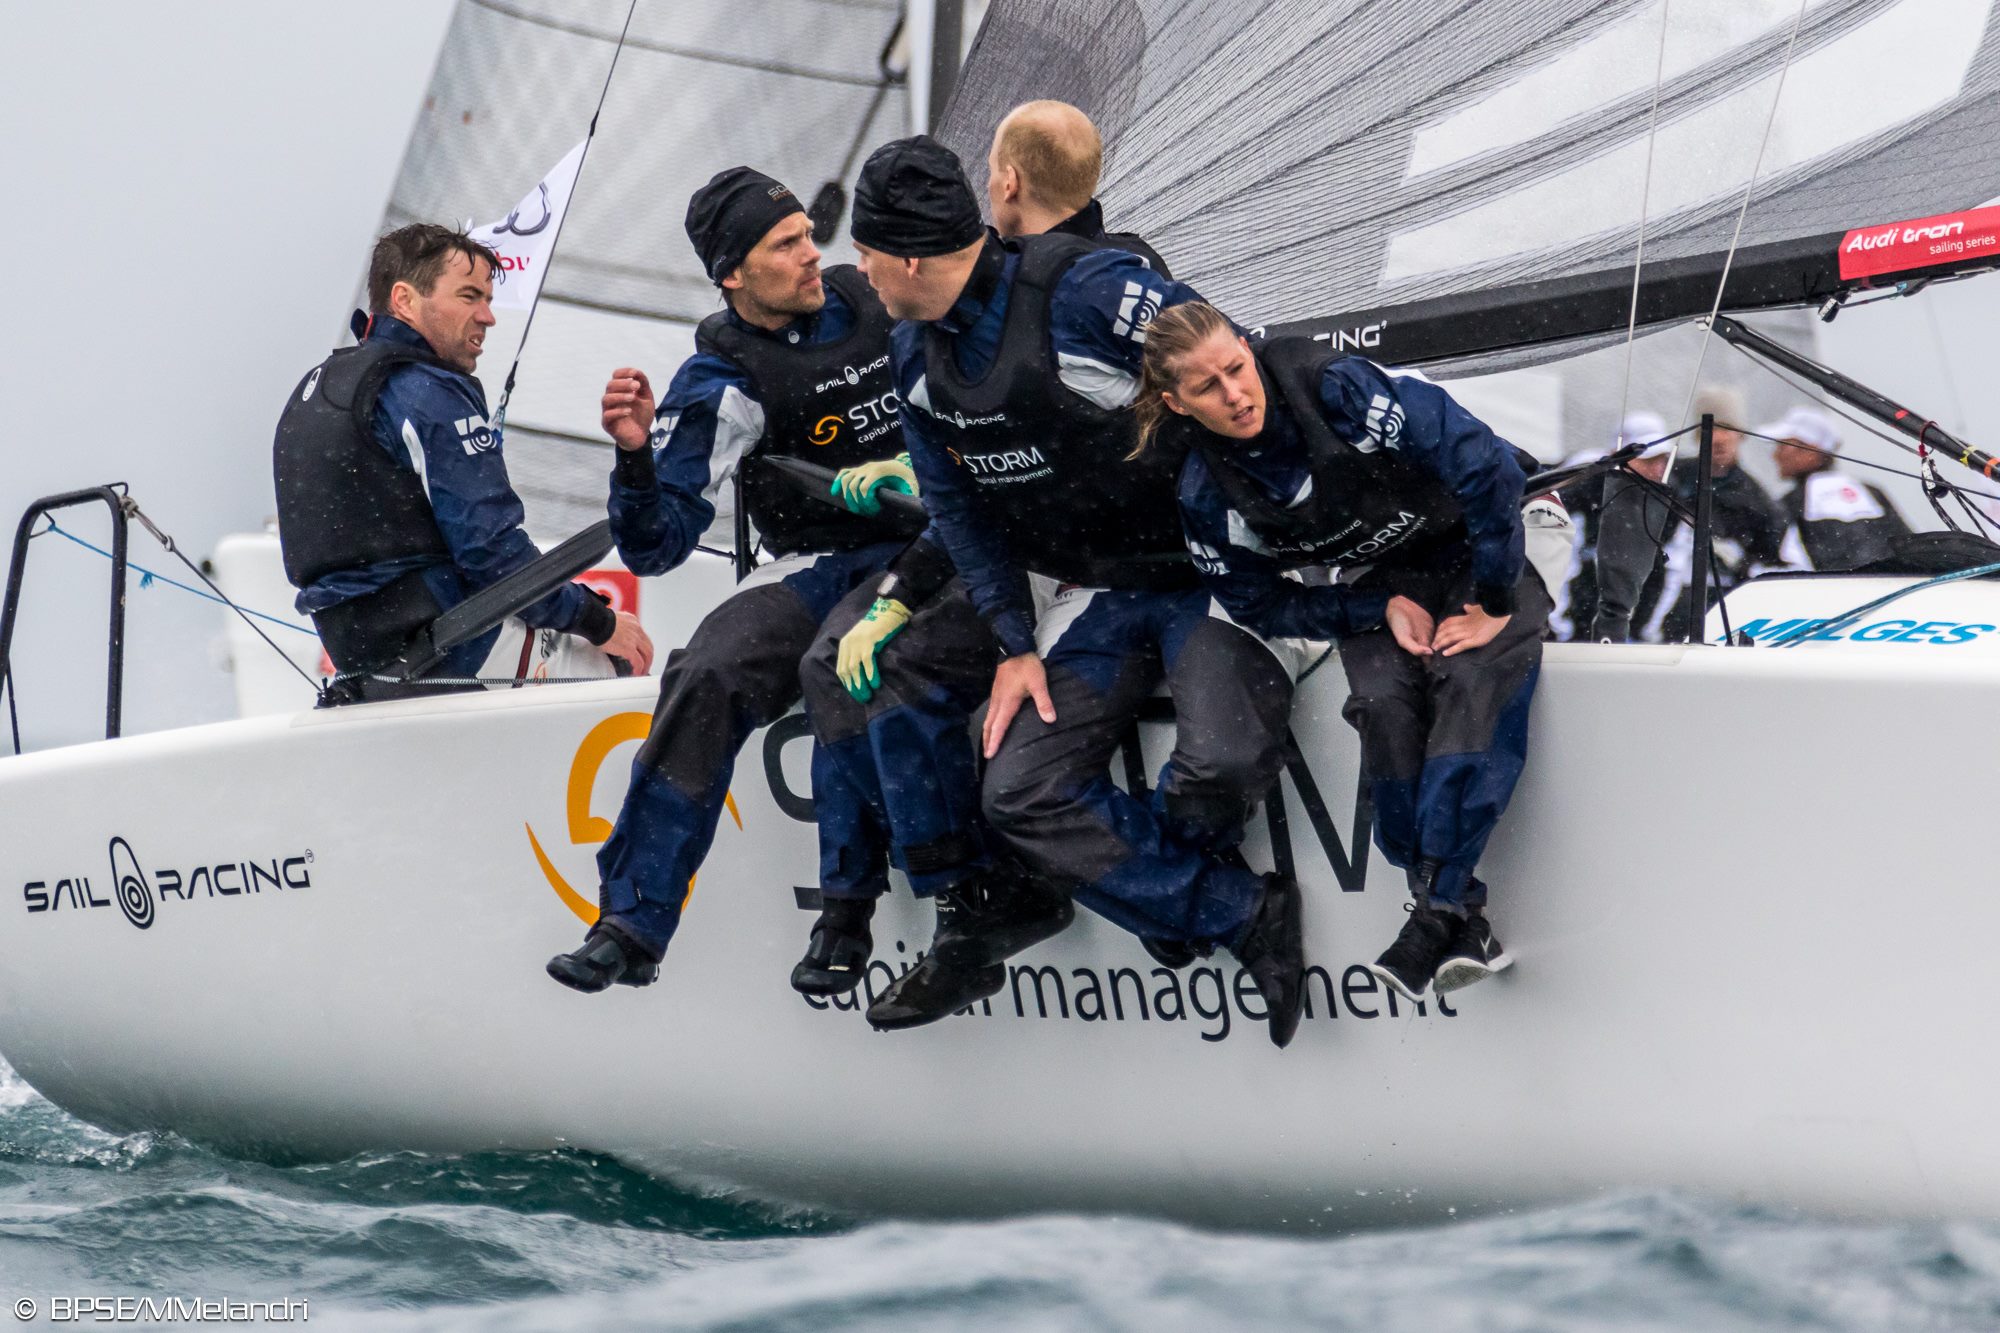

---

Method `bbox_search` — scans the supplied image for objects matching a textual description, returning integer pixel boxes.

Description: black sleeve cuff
[1474,581,1517,618]
[613,445,657,491]
[574,590,617,645]
[878,538,957,608]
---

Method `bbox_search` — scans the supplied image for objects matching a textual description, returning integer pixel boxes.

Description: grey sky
[0,2,453,748]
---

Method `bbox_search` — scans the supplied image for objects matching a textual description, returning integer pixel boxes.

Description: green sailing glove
[830,453,917,516]
[836,597,912,702]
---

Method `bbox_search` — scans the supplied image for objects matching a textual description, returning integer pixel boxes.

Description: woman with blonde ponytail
[1144,302,1551,1005]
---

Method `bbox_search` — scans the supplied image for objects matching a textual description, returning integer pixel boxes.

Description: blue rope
[1770,560,2000,647]
[37,520,318,638]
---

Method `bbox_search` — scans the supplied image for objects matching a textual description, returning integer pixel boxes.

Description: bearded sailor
[841,137,1307,1046]
[545,168,931,993]
[1135,302,1548,1001]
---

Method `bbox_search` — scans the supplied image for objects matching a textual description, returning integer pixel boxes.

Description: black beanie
[850,135,985,258]
[685,166,806,284]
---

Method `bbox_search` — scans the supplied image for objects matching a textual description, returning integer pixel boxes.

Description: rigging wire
[1666,0,1811,473]
[1719,340,2000,505]
[491,0,641,431]
[1612,0,1673,452]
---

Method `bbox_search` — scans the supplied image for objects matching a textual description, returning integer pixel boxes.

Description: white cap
[1619,411,1671,460]
[1758,405,1840,455]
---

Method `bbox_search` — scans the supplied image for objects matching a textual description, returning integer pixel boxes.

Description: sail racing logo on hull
[107,836,153,930]
[21,838,315,930]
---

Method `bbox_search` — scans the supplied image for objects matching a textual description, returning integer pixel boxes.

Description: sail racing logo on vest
[814,354,890,395]
[21,837,315,931]
[455,415,498,455]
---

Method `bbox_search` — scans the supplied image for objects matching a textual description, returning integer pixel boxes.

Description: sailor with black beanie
[827,135,1310,1047]
[546,165,943,997]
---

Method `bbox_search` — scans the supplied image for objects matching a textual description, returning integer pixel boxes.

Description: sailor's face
[400,251,496,373]
[1772,437,1821,480]
[1711,427,1741,472]
[853,242,941,320]
[1164,331,1264,439]
[732,213,824,316]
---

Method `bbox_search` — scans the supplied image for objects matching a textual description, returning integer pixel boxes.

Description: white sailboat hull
[0,642,1990,1228]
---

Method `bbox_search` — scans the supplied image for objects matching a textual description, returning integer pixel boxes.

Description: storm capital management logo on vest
[22,837,317,931]
[950,444,1055,484]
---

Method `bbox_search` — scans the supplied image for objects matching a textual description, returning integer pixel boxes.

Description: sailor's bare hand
[1433,604,1509,658]
[601,368,656,451]
[602,612,654,674]
[983,652,1056,759]
[1384,595,1434,657]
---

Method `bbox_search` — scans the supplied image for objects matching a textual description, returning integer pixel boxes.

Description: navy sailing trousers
[1338,561,1549,911]
[594,543,901,958]
[984,586,1292,947]
[800,578,1001,899]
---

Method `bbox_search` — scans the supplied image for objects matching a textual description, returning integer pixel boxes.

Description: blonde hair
[994,100,1102,214]
[1131,301,1237,459]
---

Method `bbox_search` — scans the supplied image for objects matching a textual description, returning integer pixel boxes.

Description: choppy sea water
[5,1063,2000,1331]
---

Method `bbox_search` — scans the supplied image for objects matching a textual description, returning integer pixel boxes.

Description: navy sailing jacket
[893,239,1204,657]
[292,316,603,648]
[1178,357,1528,640]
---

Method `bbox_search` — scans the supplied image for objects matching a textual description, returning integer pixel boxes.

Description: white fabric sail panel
[375,0,907,535]
[386,0,908,323]
[1387,0,1989,281]
[939,0,2000,329]
[1404,0,1842,178]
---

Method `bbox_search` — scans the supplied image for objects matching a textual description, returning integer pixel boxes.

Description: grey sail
[940,0,2000,345]
[377,0,913,536]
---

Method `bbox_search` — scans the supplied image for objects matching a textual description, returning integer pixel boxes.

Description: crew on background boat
[1589,412,1677,644]
[273,224,652,701]
[544,169,930,994]
[1137,301,1544,1001]
[1766,406,1912,571]
[1588,391,1786,644]
[839,136,1308,1046]
[797,101,1166,1015]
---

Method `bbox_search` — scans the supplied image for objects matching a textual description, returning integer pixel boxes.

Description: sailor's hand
[836,597,912,702]
[1384,595,1434,657]
[602,367,657,452]
[830,454,917,515]
[1433,604,1509,658]
[983,652,1056,759]
[602,612,654,674]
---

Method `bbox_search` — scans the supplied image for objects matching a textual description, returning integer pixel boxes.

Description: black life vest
[272,336,455,590]
[1173,337,1467,571]
[919,233,1195,591]
[694,265,920,556]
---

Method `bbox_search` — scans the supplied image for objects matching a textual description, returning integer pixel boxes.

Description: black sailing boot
[867,868,1074,1031]
[547,922,657,993]
[1434,885,1511,994]
[1367,859,1454,1002]
[1225,872,1306,1049]
[791,896,876,996]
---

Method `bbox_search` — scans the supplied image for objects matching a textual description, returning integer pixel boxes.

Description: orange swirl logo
[809,415,841,446]
[526,713,739,924]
